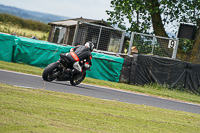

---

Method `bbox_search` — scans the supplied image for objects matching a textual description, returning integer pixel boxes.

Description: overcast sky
[0,0,112,20]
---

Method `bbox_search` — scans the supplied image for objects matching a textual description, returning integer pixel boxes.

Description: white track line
[13,85,37,89]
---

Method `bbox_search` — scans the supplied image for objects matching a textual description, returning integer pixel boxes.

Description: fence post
[171,23,181,59]
[72,21,80,46]
[172,39,179,59]
[151,37,155,54]
[96,27,102,50]
[128,32,135,55]
[48,26,55,42]
[119,31,125,53]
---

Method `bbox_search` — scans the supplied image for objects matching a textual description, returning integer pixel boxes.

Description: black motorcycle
[42,53,89,86]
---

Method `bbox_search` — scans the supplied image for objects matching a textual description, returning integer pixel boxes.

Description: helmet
[85,41,94,52]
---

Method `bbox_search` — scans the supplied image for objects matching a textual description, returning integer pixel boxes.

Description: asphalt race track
[0,69,200,114]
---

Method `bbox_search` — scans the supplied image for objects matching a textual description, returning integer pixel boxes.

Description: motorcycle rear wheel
[42,62,60,82]
[70,72,86,86]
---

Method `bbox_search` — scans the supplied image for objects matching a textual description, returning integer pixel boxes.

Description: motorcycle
[42,53,89,86]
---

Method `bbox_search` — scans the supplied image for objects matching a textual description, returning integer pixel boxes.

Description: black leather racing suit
[66,45,92,71]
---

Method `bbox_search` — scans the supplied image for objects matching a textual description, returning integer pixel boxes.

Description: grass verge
[0,83,200,133]
[0,60,200,104]
[0,23,48,40]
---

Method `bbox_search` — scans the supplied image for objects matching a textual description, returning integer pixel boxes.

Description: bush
[0,13,50,32]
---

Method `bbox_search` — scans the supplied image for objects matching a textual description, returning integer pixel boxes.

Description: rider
[66,41,94,73]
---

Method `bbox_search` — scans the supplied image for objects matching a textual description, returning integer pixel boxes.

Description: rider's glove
[70,48,74,52]
[84,62,90,69]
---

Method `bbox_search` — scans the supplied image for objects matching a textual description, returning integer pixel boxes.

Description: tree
[106,0,200,63]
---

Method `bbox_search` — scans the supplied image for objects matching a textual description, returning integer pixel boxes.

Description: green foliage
[107,0,200,63]
[178,38,194,53]
[0,13,50,32]
[106,0,200,34]
[107,0,150,33]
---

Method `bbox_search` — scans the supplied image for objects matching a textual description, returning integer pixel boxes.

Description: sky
[0,0,112,20]
[0,0,179,35]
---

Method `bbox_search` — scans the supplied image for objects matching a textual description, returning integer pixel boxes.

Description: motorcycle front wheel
[70,72,86,86]
[42,62,60,82]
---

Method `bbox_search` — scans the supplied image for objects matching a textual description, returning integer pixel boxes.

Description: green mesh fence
[0,33,124,82]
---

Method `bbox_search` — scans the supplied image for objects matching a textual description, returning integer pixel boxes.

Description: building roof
[48,17,113,28]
